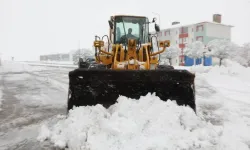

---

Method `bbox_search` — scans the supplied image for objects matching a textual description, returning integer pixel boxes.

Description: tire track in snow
[0,72,23,131]
[0,69,68,150]
[0,72,66,131]
[195,72,250,148]
[195,75,227,126]
[25,69,70,92]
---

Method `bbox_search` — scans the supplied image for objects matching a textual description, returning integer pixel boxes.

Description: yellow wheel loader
[67,15,196,112]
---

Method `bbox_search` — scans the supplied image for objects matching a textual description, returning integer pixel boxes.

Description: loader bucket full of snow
[67,69,196,112]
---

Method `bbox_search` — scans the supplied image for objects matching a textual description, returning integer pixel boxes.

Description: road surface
[0,62,73,150]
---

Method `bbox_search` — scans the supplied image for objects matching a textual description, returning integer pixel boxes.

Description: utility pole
[0,53,2,66]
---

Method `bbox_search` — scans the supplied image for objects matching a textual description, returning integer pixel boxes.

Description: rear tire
[156,65,174,70]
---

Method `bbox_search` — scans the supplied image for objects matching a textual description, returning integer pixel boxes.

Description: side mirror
[152,17,156,23]
[155,24,160,32]
[108,20,113,29]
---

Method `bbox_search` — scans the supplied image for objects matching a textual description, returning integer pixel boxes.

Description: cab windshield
[114,16,149,44]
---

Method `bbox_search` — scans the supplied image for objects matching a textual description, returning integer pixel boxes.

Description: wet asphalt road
[0,64,73,150]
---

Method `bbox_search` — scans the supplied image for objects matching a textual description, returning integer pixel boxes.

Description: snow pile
[204,62,250,81]
[188,65,212,74]
[37,124,51,142]
[38,93,224,150]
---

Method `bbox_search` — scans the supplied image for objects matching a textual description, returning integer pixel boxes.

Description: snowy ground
[0,61,73,150]
[1,61,250,150]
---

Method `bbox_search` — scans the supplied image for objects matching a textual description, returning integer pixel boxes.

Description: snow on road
[194,65,250,149]
[1,60,250,150]
[0,61,72,150]
[38,62,250,150]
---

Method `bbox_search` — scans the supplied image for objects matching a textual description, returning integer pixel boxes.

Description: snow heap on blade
[38,93,222,150]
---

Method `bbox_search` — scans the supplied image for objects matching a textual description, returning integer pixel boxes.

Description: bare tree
[161,45,181,65]
[184,41,205,66]
[239,43,250,67]
[206,39,236,66]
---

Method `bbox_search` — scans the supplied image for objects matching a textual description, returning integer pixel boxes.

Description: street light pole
[152,12,161,26]
[0,52,2,66]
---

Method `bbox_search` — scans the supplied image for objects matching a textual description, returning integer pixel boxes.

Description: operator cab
[108,15,160,45]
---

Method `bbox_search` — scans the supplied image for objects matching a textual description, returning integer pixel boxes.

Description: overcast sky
[1,0,250,61]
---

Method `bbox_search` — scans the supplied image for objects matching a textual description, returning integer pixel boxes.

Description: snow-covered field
[1,60,250,150]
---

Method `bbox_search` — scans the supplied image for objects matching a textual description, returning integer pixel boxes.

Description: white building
[156,14,233,66]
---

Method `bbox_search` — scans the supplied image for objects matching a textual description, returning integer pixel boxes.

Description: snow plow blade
[67,69,196,112]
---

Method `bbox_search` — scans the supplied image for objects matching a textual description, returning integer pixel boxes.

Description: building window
[183,27,186,33]
[183,37,187,43]
[179,27,188,34]
[179,37,188,43]
[196,36,203,42]
[179,38,182,43]
[196,25,204,32]
[184,27,188,33]
[165,30,170,36]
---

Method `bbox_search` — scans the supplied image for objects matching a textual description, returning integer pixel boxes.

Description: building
[40,53,70,61]
[39,49,91,62]
[156,14,233,66]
